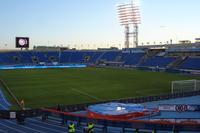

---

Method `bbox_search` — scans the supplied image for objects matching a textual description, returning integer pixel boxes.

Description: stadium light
[117,1,141,48]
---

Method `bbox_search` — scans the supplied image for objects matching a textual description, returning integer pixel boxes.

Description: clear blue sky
[0,0,200,49]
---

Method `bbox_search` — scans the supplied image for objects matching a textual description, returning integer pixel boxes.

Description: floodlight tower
[117,1,141,48]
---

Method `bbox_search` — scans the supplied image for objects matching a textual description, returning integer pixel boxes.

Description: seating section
[81,51,102,63]
[69,51,85,63]
[60,51,104,63]
[19,52,33,64]
[122,53,144,66]
[99,51,121,61]
[0,52,19,64]
[0,51,116,64]
[0,50,199,70]
[140,56,176,68]
[179,57,200,70]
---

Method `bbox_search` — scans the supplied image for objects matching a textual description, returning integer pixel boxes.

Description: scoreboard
[16,37,29,48]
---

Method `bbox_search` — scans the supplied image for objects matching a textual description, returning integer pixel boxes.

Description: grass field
[0,67,199,108]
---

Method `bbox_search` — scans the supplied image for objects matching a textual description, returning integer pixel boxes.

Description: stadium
[0,0,200,133]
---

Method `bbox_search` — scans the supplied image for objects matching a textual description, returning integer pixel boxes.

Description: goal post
[171,79,200,94]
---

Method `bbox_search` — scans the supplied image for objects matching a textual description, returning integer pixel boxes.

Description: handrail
[0,79,22,108]
[50,90,200,112]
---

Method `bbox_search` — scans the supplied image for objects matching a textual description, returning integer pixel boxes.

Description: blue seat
[140,56,176,68]
[179,57,200,70]
[122,53,144,65]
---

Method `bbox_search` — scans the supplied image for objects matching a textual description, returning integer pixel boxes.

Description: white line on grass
[71,88,102,101]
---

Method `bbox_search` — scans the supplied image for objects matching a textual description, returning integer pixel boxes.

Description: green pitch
[0,67,199,108]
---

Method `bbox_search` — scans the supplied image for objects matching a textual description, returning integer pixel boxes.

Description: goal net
[171,79,200,94]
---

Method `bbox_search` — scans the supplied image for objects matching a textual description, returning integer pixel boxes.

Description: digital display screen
[16,37,29,48]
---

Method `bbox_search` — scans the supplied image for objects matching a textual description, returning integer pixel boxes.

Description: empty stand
[0,49,199,71]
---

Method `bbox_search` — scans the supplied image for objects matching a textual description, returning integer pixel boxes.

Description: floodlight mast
[117,1,141,48]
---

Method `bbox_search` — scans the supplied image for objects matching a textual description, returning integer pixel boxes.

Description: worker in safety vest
[68,122,75,133]
[87,122,94,133]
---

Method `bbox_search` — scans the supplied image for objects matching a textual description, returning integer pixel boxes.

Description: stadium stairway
[167,56,188,69]
[95,51,106,62]
[136,53,148,66]
[139,56,177,68]
[0,88,11,110]
[179,57,200,70]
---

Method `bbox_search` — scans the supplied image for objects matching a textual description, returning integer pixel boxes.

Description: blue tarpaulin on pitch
[88,102,145,115]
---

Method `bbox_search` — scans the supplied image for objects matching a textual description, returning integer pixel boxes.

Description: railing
[0,79,22,108]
